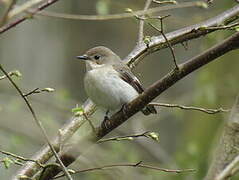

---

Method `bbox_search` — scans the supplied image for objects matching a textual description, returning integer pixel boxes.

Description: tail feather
[141,104,157,115]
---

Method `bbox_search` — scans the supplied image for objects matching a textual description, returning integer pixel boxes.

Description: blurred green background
[0,0,239,179]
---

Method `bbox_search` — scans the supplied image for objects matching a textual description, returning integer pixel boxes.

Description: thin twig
[132,12,179,69]
[13,100,96,180]
[125,5,239,67]
[0,0,60,34]
[1,158,25,167]
[0,64,73,180]
[138,0,153,44]
[53,161,195,179]
[83,113,96,134]
[200,21,239,31]
[13,6,239,179]
[0,0,17,27]
[8,0,45,19]
[98,131,159,143]
[150,102,229,114]
[23,87,54,97]
[96,31,239,136]
[0,149,44,168]
[0,70,21,80]
[215,155,239,180]
[27,1,206,21]
[153,0,178,5]
[23,88,40,97]
[148,16,179,69]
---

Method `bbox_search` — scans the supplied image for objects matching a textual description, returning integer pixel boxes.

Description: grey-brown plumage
[77,46,156,116]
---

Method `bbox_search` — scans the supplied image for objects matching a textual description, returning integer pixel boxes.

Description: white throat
[86,61,105,71]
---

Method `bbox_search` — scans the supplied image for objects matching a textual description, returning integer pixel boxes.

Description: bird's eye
[94,55,101,60]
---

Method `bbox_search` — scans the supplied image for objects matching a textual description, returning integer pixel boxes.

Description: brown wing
[113,64,157,115]
[112,64,144,94]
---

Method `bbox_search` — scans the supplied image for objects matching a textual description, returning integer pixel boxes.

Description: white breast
[84,66,139,111]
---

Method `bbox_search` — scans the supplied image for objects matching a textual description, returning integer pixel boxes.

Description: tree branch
[97,31,239,138]
[7,0,45,19]
[12,99,96,179]
[148,17,179,69]
[125,5,239,67]
[54,161,195,179]
[0,149,44,168]
[0,0,17,27]
[0,64,73,180]
[215,155,239,180]
[98,131,159,143]
[0,70,21,80]
[204,96,239,180]
[13,5,239,179]
[0,0,60,34]
[150,102,229,114]
[37,31,239,180]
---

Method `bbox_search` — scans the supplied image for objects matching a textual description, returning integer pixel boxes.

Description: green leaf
[42,87,55,92]
[116,137,134,141]
[198,25,208,31]
[125,8,133,13]
[235,26,239,32]
[143,36,152,46]
[18,175,31,180]
[196,2,208,9]
[2,157,14,169]
[12,70,22,77]
[72,106,84,116]
[145,132,160,142]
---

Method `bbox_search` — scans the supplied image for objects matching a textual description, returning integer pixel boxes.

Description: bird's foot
[121,104,129,118]
[104,110,110,121]
[102,110,110,129]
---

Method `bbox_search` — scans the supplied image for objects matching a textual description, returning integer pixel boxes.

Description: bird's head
[76,46,121,68]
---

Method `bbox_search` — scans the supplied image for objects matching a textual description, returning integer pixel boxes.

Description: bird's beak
[76,54,90,60]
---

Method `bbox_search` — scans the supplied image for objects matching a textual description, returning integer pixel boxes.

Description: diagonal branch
[0,0,17,27]
[97,31,239,138]
[13,5,239,179]
[125,5,239,67]
[204,96,239,180]
[37,31,239,180]
[7,0,45,19]
[0,0,60,34]
[12,100,96,179]
[215,155,239,180]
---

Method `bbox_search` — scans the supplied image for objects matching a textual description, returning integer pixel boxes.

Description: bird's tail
[141,104,157,115]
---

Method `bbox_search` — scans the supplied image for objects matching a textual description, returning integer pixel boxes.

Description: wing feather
[112,64,144,93]
[112,64,157,115]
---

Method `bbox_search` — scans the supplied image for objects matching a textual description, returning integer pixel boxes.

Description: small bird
[76,46,156,120]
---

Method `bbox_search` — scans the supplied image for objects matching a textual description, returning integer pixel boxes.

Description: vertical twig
[0,64,73,180]
[137,0,153,44]
[0,0,17,27]
[148,16,179,69]
[83,113,96,134]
